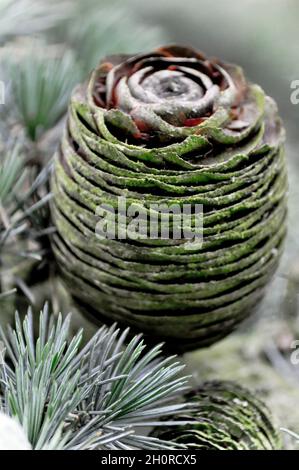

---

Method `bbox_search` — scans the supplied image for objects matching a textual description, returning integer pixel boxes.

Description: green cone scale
[51,45,287,351]
[151,381,281,450]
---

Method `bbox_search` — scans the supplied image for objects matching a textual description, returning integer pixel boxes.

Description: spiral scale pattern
[51,45,287,351]
[151,381,281,450]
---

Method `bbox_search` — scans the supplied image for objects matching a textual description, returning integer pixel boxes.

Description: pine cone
[51,45,287,351]
[151,381,281,450]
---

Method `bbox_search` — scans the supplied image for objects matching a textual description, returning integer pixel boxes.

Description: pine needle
[0,304,190,450]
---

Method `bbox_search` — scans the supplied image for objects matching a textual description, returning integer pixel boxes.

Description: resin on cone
[51,45,287,351]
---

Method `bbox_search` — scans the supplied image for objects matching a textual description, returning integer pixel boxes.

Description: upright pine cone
[51,45,287,351]
[151,381,281,450]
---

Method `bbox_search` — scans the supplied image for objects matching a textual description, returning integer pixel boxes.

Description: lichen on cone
[151,381,281,450]
[51,45,287,351]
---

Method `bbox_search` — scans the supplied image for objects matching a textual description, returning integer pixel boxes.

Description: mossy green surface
[151,380,281,449]
[51,45,287,351]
